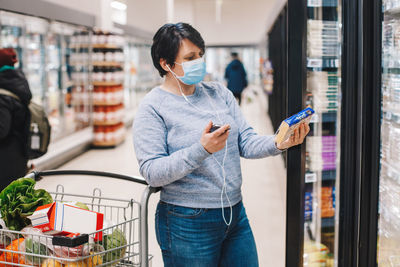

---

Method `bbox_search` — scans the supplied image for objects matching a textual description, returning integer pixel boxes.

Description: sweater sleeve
[221,84,282,158]
[132,101,211,187]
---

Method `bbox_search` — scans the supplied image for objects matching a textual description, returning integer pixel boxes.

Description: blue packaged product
[275,107,315,144]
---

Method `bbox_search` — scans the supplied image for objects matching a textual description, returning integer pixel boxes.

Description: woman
[133,23,309,267]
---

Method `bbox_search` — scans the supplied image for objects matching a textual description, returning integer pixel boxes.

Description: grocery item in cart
[0,237,25,266]
[29,202,104,241]
[0,178,53,231]
[100,228,127,265]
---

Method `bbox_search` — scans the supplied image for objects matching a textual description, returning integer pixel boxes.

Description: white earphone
[167,64,233,226]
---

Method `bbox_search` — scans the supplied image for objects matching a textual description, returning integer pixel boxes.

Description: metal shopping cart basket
[0,170,160,267]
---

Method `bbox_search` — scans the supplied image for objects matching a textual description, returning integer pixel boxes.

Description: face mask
[169,57,206,85]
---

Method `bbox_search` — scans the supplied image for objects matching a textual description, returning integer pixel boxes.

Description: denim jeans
[155,200,259,267]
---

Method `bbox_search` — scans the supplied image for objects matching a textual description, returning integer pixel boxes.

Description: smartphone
[210,124,231,133]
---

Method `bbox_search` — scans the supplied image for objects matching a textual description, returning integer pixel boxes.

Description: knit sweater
[132,81,281,208]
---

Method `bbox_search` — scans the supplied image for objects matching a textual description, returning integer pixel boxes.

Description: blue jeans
[155,200,259,267]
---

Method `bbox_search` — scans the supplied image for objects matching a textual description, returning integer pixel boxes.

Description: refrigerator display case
[124,38,159,110]
[283,0,362,266]
[303,1,342,266]
[0,10,92,142]
[378,1,400,265]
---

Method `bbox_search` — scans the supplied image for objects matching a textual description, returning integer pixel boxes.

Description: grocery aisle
[36,85,286,267]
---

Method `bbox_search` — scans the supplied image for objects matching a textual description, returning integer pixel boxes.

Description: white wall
[126,0,167,34]
[41,0,100,17]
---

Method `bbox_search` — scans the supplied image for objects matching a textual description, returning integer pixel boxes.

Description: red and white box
[29,202,104,241]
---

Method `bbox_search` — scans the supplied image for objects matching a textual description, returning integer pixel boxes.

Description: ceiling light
[111,1,127,11]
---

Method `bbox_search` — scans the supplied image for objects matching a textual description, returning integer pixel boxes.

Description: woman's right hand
[200,121,230,154]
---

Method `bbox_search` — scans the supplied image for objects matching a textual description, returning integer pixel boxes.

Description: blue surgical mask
[169,57,206,85]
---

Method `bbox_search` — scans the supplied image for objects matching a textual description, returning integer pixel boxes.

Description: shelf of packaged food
[92,135,125,147]
[307,58,340,69]
[92,81,123,86]
[385,6,400,15]
[322,170,336,181]
[92,61,123,67]
[305,170,336,183]
[321,217,335,228]
[382,109,400,124]
[93,100,123,106]
[310,112,337,123]
[70,44,91,49]
[92,44,121,49]
[93,120,123,126]
[307,0,338,7]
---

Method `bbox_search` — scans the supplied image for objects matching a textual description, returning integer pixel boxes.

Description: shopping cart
[0,170,160,267]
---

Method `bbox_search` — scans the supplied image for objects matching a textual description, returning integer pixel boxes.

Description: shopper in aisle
[224,52,248,105]
[133,22,310,267]
[0,48,32,191]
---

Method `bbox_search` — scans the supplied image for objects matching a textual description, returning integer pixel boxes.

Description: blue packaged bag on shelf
[275,107,315,144]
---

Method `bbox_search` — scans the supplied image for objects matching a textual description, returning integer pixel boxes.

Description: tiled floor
[36,85,286,267]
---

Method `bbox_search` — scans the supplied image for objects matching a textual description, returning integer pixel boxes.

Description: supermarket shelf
[322,170,336,181]
[94,120,123,126]
[92,44,121,49]
[307,0,338,7]
[92,61,123,67]
[307,58,340,69]
[94,100,123,106]
[93,81,123,86]
[322,112,337,122]
[321,217,335,228]
[385,6,400,15]
[93,135,125,147]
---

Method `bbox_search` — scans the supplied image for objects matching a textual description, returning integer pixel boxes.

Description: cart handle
[28,170,161,192]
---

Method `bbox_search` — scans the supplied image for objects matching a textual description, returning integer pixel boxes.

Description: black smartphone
[210,124,231,133]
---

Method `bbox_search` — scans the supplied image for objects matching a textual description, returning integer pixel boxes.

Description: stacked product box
[305,191,313,221]
[306,136,337,172]
[321,187,335,218]
[92,30,126,147]
[70,31,91,128]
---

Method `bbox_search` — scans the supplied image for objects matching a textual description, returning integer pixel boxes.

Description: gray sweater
[132,82,281,208]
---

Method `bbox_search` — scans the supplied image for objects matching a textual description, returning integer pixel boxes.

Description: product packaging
[275,107,315,145]
[28,202,104,241]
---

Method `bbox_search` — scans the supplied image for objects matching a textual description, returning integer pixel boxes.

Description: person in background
[0,48,32,191]
[133,22,310,267]
[224,52,248,105]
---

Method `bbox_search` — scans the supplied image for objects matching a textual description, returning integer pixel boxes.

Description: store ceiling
[126,0,286,46]
[42,0,286,46]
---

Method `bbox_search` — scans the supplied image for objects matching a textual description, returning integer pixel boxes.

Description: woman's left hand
[276,123,310,150]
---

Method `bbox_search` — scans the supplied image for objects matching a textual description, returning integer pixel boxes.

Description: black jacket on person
[0,68,32,191]
[224,59,248,94]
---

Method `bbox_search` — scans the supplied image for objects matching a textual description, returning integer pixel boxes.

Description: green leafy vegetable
[0,178,53,231]
[24,238,49,265]
[101,228,127,264]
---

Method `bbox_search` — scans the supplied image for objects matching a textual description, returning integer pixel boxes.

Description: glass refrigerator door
[0,11,24,65]
[22,16,48,105]
[46,25,63,140]
[303,0,341,266]
[378,1,400,265]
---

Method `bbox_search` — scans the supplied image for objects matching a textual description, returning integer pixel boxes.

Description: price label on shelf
[305,173,317,183]
[307,58,323,68]
[307,0,322,7]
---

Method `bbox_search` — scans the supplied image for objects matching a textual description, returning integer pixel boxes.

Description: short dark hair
[151,22,205,77]
[231,52,238,57]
